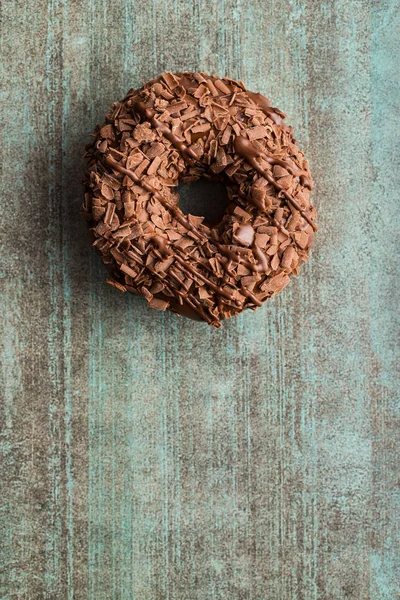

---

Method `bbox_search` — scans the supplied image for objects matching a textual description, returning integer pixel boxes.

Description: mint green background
[1,1,399,598]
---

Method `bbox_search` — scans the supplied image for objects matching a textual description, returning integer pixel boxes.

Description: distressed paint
[0,1,399,599]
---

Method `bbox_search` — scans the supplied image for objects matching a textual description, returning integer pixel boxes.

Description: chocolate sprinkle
[82,72,316,327]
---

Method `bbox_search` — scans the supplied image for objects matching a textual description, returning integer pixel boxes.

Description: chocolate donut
[82,72,316,327]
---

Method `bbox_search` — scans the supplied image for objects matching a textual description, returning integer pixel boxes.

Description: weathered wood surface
[1,1,399,598]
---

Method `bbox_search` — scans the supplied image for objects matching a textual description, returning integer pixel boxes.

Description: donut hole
[177,178,230,227]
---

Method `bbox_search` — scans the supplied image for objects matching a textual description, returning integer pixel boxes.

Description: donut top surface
[82,72,317,327]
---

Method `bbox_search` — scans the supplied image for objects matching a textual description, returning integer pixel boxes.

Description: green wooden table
[1,1,399,598]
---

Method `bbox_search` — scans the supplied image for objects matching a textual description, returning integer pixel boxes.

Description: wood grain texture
[1,1,399,598]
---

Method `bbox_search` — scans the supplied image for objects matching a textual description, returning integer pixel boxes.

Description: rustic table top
[1,1,399,599]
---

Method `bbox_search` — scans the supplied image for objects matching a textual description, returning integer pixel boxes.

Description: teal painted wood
[1,1,399,598]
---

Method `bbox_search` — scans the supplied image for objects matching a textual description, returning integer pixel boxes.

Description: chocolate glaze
[167,272,214,324]
[234,136,317,231]
[232,122,313,190]
[134,102,199,162]
[241,285,263,307]
[247,91,285,126]
[152,234,174,256]
[148,264,212,324]
[251,146,313,190]
[151,235,233,318]
[102,154,207,241]
[217,241,268,274]
[152,235,242,306]
[232,185,291,237]
[125,232,219,324]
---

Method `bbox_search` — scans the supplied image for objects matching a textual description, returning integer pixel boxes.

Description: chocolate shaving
[83,72,316,327]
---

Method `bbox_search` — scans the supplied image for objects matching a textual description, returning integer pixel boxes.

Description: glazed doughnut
[82,72,316,327]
